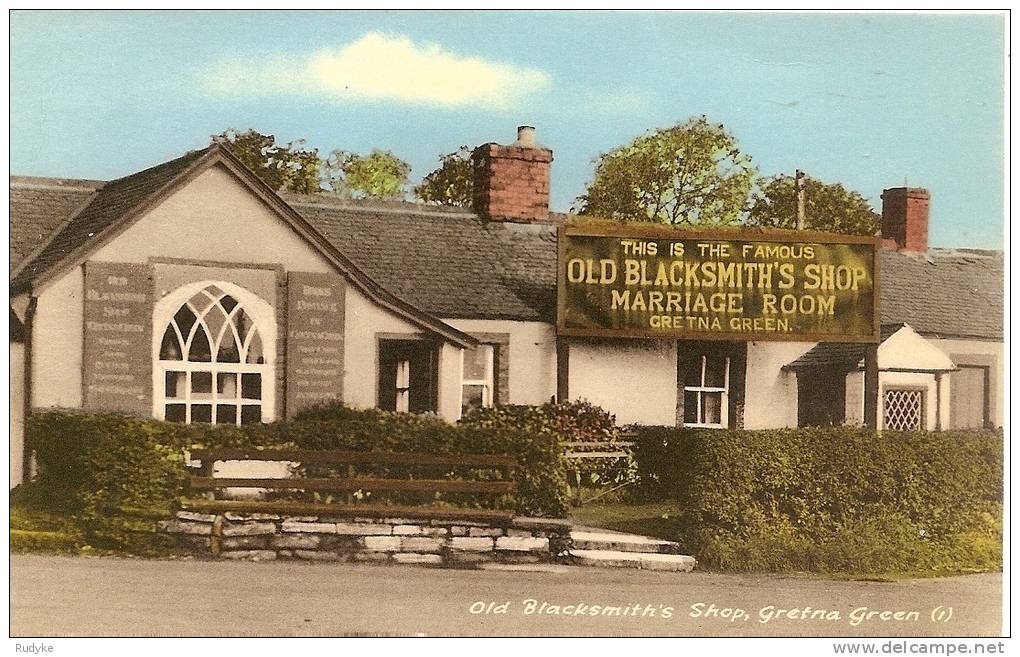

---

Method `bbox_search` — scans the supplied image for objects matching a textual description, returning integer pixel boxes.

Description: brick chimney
[881,187,930,252]
[471,125,553,223]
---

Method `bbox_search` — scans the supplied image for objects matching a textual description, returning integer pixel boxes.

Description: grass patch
[10,505,83,554]
[569,501,684,542]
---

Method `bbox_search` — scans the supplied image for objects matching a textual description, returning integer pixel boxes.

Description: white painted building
[9,127,1003,487]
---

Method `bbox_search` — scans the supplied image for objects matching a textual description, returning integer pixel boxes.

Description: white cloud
[204,32,550,109]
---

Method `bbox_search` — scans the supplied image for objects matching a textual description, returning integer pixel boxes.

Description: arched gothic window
[153,282,275,425]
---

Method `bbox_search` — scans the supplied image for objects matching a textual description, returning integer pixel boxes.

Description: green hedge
[632,426,1002,574]
[25,403,570,552]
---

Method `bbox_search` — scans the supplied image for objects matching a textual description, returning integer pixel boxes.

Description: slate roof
[8,153,1004,339]
[9,177,101,275]
[879,248,1003,340]
[784,324,905,369]
[284,194,557,322]
[10,148,211,288]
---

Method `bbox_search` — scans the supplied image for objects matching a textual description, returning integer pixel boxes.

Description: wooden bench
[181,447,518,523]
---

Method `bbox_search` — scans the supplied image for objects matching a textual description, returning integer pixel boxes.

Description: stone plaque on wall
[83,261,154,414]
[285,271,346,417]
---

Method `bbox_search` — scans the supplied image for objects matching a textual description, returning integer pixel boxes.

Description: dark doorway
[377,339,439,414]
[797,367,848,427]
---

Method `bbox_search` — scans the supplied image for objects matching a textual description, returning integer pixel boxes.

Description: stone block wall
[161,511,571,566]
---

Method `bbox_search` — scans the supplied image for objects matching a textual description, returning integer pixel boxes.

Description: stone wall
[161,511,571,566]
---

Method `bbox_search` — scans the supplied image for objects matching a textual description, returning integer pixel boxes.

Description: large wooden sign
[558,226,879,342]
[285,271,346,416]
[83,261,154,413]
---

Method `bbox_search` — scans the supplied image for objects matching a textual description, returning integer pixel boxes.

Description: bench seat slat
[563,451,631,459]
[180,499,514,523]
[190,477,514,494]
[189,448,515,469]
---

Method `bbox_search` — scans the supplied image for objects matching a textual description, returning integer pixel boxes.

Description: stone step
[570,530,682,554]
[567,549,696,572]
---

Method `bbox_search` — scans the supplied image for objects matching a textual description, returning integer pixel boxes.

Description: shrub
[631,425,1003,574]
[463,400,629,493]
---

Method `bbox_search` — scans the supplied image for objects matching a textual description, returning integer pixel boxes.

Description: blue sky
[10,10,1005,248]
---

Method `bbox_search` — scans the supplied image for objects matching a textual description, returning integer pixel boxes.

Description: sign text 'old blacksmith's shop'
[558,226,879,342]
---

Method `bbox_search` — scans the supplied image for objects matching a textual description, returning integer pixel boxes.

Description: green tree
[414,146,474,207]
[747,174,879,235]
[576,116,757,225]
[211,129,322,194]
[325,149,412,200]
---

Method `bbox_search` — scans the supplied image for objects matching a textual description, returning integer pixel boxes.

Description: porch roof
[783,323,957,373]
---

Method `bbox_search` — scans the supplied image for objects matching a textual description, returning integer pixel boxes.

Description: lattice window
[883,388,925,431]
[155,283,274,425]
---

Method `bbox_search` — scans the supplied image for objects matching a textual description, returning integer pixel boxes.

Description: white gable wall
[93,165,335,273]
[28,163,433,418]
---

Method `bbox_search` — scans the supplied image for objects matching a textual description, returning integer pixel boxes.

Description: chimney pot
[515,125,536,148]
[471,125,553,223]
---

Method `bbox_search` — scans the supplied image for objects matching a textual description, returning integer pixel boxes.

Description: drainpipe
[934,372,943,431]
[555,336,569,402]
[22,296,37,482]
[863,344,879,430]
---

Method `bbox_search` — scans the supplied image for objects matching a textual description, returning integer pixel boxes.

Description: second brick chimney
[881,187,930,252]
[472,125,553,223]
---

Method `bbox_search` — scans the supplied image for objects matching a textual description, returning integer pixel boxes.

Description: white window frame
[461,344,495,414]
[684,354,730,429]
[152,280,276,425]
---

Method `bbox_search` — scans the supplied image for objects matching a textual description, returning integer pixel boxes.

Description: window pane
[191,371,212,395]
[190,288,218,315]
[173,306,197,342]
[240,405,262,425]
[703,393,723,425]
[159,326,182,360]
[216,404,237,425]
[216,331,241,363]
[704,354,728,388]
[189,326,212,362]
[165,404,186,423]
[464,345,493,381]
[217,372,238,399]
[245,330,264,364]
[241,373,262,400]
[192,405,212,423]
[461,384,486,415]
[683,391,699,424]
[396,360,410,389]
[219,294,238,314]
[204,304,227,352]
[165,371,185,398]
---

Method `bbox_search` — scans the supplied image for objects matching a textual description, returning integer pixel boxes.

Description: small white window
[461,344,494,415]
[683,354,730,428]
[395,359,411,413]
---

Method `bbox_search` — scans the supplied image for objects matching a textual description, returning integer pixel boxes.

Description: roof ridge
[10,176,106,190]
[283,194,476,218]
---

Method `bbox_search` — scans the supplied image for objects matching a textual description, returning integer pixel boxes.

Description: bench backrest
[186,448,517,498]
